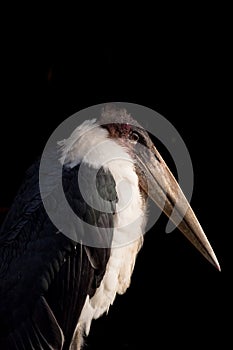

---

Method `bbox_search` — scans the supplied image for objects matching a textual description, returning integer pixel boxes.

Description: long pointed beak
[136,145,220,271]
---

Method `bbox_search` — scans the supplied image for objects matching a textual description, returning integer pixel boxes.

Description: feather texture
[0,120,147,349]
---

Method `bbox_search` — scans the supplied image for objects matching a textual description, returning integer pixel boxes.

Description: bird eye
[129,132,140,143]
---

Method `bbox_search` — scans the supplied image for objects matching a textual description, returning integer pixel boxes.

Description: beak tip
[210,252,221,272]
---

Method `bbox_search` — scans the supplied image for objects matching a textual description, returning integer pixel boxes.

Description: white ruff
[60,121,147,349]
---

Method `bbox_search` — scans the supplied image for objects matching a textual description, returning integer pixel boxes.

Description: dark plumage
[0,157,117,349]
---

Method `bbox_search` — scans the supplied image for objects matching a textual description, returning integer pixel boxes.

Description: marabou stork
[0,105,220,349]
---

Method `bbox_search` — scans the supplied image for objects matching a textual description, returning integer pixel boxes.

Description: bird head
[100,105,220,270]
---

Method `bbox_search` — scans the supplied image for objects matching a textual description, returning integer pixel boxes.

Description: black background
[0,13,230,350]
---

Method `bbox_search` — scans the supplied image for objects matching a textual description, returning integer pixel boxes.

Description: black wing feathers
[0,157,117,349]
